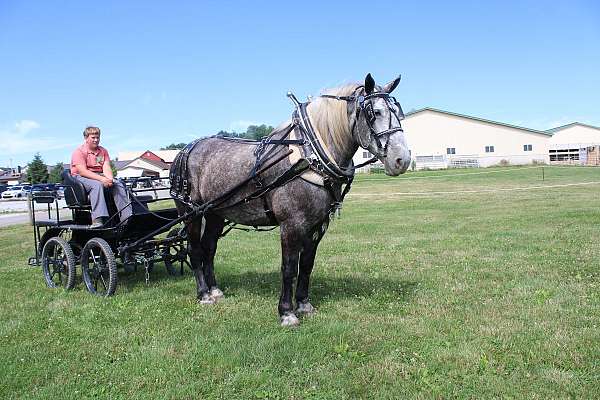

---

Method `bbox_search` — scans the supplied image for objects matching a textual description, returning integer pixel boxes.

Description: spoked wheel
[163,228,188,276]
[81,238,117,297]
[41,237,76,289]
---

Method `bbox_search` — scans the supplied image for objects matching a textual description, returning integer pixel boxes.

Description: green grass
[1,166,599,399]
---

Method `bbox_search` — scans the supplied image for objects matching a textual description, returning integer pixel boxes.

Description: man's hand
[101,176,114,188]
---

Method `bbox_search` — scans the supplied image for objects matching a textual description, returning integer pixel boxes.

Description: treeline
[161,124,275,150]
[217,124,274,140]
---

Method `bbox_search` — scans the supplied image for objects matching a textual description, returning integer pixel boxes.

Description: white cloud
[15,120,40,133]
[229,119,260,133]
[0,120,71,155]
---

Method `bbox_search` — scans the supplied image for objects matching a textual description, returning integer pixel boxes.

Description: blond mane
[306,83,361,154]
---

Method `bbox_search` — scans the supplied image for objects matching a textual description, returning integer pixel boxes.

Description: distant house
[0,167,24,185]
[117,157,171,179]
[114,149,179,179]
[116,150,179,165]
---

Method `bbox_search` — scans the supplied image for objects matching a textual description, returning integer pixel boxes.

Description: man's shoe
[90,218,104,228]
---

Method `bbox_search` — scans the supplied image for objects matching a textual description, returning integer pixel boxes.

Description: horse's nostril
[395,158,402,168]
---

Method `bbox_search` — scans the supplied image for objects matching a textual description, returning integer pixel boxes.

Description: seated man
[71,126,132,228]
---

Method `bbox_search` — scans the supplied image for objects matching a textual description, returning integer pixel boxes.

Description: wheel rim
[81,238,117,297]
[46,242,67,286]
[42,237,75,289]
[89,248,108,292]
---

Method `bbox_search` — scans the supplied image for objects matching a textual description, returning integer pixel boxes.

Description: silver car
[1,185,31,199]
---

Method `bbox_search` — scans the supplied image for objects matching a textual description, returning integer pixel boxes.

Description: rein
[169,86,404,224]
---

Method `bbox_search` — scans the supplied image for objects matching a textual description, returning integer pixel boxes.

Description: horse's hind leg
[187,216,213,304]
[296,219,328,316]
[200,214,226,300]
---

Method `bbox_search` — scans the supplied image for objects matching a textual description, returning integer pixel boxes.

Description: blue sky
[1,0,599,167]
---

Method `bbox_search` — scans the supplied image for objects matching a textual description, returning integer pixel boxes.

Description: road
[0,209,72,228]
[0,188,171,228]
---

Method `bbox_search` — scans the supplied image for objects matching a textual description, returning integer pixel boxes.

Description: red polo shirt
[71,144,110,176]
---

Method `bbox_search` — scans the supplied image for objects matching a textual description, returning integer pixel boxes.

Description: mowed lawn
[1,166,599,399]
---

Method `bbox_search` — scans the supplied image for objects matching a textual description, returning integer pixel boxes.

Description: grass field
[1,166,599,399]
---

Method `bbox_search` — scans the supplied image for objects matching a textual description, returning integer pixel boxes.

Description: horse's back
[187,137,259,200]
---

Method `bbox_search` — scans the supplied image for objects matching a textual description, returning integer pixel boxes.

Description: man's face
[85,133,100,150]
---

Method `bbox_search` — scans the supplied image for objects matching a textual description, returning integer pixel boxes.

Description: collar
[81,143,101,154]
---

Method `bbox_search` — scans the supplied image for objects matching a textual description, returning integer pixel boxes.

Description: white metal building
[547,123,600,165]
[352,107,600,170]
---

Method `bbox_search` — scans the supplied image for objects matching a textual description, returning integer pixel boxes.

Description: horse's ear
[364,73,375,94]
[383,75,401,93]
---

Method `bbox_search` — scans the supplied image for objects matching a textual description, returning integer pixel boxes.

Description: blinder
[353,91,404,157]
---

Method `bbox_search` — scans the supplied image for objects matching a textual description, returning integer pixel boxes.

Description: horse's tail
[169,138,205,204]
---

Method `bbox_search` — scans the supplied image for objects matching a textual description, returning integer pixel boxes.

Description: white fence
[411,153,549,170]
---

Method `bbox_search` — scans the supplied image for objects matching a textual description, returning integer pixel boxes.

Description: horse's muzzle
[382,137,410,176]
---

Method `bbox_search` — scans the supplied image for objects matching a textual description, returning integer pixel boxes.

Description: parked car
[31,184,47,193]
[54,184,66,199]
[1,185,31,199]
[0,184,8,194]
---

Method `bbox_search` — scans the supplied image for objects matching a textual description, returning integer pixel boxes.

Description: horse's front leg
[279,224,303,327]
[296,220,328,317]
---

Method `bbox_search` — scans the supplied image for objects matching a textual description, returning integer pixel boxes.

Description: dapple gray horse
[176,74,410,326]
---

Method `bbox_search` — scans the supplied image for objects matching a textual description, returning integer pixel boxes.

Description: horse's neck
[327,134,358,169]
[306,112,358,169]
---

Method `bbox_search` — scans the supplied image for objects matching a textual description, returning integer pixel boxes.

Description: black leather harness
[169,87,404,223]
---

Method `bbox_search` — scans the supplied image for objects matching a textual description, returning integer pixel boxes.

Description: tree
[245,124,274,140]
[26,153,49,184]
[110,160,118,177]
[217,130,243,138]
[218,125,274,140]
[48,162,64,183]
[161,143,187,150]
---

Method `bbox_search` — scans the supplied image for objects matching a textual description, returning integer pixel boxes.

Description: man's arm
[75,163,113,187]
[102,156,114,181]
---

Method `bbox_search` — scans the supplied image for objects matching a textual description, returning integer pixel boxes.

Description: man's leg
[110,180,132,221]
[73,175,109,220]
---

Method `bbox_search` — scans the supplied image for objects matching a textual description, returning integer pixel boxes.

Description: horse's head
[349,74,411,176]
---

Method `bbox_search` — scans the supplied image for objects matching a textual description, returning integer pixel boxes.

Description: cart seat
[62,170,90,208]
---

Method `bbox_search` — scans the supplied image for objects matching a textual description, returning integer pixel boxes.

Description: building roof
[139,157,170,170]
[114,160,131,170]
[153,150,180,162]
[545,122,600,133]
[117,149,180,163]
[115,156,170,171]
[406,107,553,137]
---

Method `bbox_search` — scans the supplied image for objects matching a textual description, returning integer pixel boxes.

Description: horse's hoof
[280,313,300,327]
[296,301,316,316]
[210,287,224,300]
[198,294,215,305]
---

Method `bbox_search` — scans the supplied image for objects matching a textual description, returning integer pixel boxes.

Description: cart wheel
[163,228,187,276]
[81,238,117,297]
[41,237,76,290]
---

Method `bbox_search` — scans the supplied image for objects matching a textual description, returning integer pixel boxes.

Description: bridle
[321,87,405,159]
